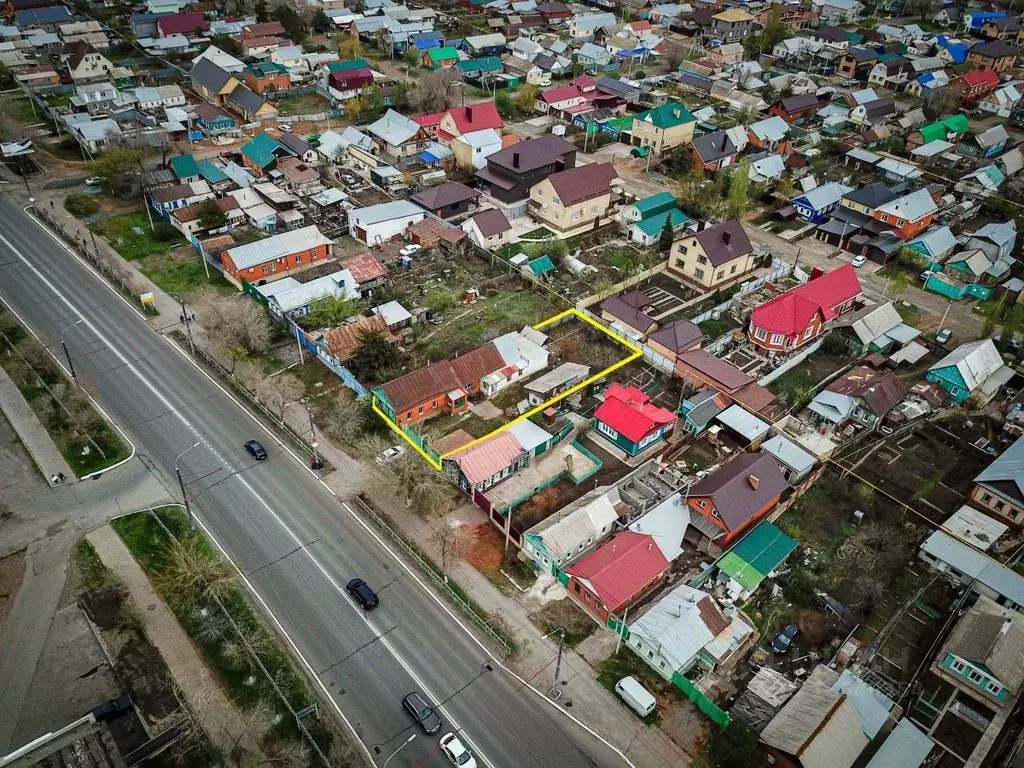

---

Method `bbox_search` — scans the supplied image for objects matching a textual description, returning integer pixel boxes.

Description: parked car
[279,122,293,133]
[85,176,103,186]
[851,255,866,268]
[346,578,378,609]
[920,270,934,282]
[402,691,441,734]
[771,622,800,654]
[376,446,405,464]
[936,328,953,345]
[399,244,422,257]
[244,440,267,460]
[340,174,358,186]
[440,733,477,767]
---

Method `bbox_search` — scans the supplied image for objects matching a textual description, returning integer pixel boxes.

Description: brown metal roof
[380,343,505,412]
[547,162,617,207]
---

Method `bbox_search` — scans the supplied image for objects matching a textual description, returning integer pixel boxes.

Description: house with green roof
[326,58,370,73]
[243,61,292,96]
[240,132,287,175]
[715,521,797,600]
[169,154,200,183]
[196,160,230,188]
[423,46,460,69]
[455,56,502,79]
[630,102,696,156]
[620,191,690,246]
[908,113,969,149]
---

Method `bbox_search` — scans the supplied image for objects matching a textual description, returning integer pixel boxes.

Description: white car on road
[851,255,866,268]
[440,733,477,767]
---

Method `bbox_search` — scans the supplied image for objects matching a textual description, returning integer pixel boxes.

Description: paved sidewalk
[0,363,74,483]
[87,524,260,761]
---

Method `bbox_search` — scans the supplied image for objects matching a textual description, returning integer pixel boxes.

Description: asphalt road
[0,193,628,768]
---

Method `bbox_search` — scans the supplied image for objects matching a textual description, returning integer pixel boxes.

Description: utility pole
[549,627,565,700]
[60,319,83,385]
[171,292,195,355]
[306,400,322,469]
[175,442,201,530]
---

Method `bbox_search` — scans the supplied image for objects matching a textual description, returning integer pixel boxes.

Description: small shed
[372,300,414,330]
[714,405,771,448]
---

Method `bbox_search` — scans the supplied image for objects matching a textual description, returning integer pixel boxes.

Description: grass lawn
[698,316,738,340]
[895,301,922,327]
[90,212,235,297]
[0,94,41,124]
[111,507,337,752]
[273,93,329,116]
[460,413,507,439]
[519,227,557,240]
[767,349,851,405]
[410,290,565,364]
[595,652,665,727]
[532,598,598,649]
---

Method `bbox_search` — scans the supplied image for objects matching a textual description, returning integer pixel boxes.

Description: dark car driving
[771,622,800,654]
[244,440,267,460]
[346,578,378,609]
[403,691,441,734]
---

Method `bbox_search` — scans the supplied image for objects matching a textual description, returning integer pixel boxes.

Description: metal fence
[351,497,515,656]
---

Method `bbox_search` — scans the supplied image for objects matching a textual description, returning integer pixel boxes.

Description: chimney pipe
[722,230,731,246]
[513,151,520,169]
[466,105,472,121]
[749,474,760,490]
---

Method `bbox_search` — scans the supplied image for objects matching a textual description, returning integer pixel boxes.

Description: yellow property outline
[371,307,644,471]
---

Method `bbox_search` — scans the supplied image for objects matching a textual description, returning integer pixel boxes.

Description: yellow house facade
[668,221,756,290]
[630,102,698,156]
[528,163,618,233]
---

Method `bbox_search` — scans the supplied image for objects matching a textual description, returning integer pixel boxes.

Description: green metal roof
[196,160,228,184]
[240,132,282,169]
[634,208,689,237]
[847,32,864,44]
[633,101,696,130]
[718,522,797,592]
[169,154,199,179]
[877,51,902,62]
[528,255,556,275]
[427,46,460,63]
[327,58,370,73]
[919,113,969,144]
[456,56,502,73]
[246,61,289,77]
[633,191,678,218]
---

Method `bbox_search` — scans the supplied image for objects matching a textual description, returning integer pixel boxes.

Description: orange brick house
[220,225,333,288]
[870,187,937,240]
[565,531,670,622]
[375,344,505,425]
[685,452,788,552]
[243,62,291,96]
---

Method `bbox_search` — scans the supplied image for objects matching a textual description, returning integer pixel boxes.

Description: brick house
[690,130,737,174]
[475,135,576,204]
[967,39,1018,72]
[870,187,937,240]
[950,69,1001,105]
[220,225,333,288]
[674,350,778,417]
[529,162,617,232]
[243,62,291,95]
[970,436,1024,528]
[769,92,821,123]
[669,220,756,290]
[685,452,787,552]
[565,531,670,622]
[748,265,862,354]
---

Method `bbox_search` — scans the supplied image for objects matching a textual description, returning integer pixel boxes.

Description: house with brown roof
[668,221,756,290]
[339,253,388,298]
[647,320,704,364]
[462,208,512,249]
[528,162,618,232]
[967,39,1019,72]
[808,365,906,431]
[375,344,506,424]
[323,315,395,362]
[686,452,788,552]
[410,182,479,219]
[600,291,658,340]
[769,92,821,122]
[674,349,778,417]
[475,135,576,205]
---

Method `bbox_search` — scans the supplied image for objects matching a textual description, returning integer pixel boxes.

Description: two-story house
[811,0,862,25]
[71,81,118,115]
[710,8,754,41]
[529,162,617,232]
[967,220,1017,263]
[837,47,879,80]
[62,41,114,83]
[668,220,756,290]
[630,102,697,156]
[790,181,852,224]
[745,116,792,153]
[748,265,862,354]
[568,12,616,41]
[365,109,428,162]
[871,187,937,240]
[849,96,897,127]
[967,39,1018,72]
[769,92,821,123]
[970,436,1024,527]
[808,365,906,431]
[690,130,737,174]
[933,595,1024,710]
[841,181,897,217]
[868,54,911,88]
[686,452,788,552]
[475,135,576,206]
[243,62,292,96]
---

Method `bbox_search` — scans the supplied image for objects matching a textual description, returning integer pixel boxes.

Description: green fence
[672,672,731,728]
[571,439,604,485]
[924,274,993,301]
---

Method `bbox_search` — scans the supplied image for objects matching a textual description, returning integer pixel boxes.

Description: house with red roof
[748,265,862,354]
[950,69,1001,105]
[157,12,208,38]
[566,531,670,622]
[685,452,788,551]
[537,84,590,114]
[414,103,503,146]
[593,383,676,457]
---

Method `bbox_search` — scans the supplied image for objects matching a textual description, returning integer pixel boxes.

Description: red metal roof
[451,432,523,486]
[567,531,670,613]
[595,383,676,443]
[158,12,208,35]
[414,111,445,128]
[959,70,1000,88]
[448,102,503,133]
[541,84,585,104]
[750,264,862,338]
[340,253,388,284]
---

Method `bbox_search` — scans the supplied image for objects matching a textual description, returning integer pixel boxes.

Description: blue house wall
[926,365,970,403]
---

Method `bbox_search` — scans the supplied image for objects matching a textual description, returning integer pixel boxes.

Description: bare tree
[159,536,235,607]
[257,372,304,418]
[193,289,272,367]
[360,434,451,516]
[259,738,309,768]
[417,69,461,114]
[662,44,684,71]
[429,521,467,582]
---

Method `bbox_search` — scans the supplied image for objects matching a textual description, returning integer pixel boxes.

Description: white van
[615,676,657,718]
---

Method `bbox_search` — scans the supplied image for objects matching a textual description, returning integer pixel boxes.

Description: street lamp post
[169,292,195,356]
[285,398,322,469]
[382,734,416,767]
[60,319,83,385]
[175,442,201,530]
[540,626,566,700]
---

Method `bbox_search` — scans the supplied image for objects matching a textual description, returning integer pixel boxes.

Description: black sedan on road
[403,691,442,734]
[244,440,267,460]
[346,578,378,610]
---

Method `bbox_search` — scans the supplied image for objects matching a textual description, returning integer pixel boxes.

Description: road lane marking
[14,206,636,768]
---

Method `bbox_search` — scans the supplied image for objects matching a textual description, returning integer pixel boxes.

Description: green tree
[299,295,360,330]
[339,36,362,61]
[211,33,243,56]
[515,84,539,115]
[313,9,331,32]
[197,199,227,231]
[0,62,11,88]
[889,270,909,300]
[726,161,750,220]
[760,6,787,51]
[254,0,268,22]
[272,5,306,43]
[404,47,420,72]
[360,85,386,123]
[64,192,100,218]
[658,215,675,252]
[390,80,410,110]
[87,147,143,198]
[495,90,514,118]
[705,723,763,768]
[349,330,403,381]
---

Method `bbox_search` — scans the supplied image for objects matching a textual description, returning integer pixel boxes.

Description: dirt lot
[0,550,25,630]
[834,420,993,525]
